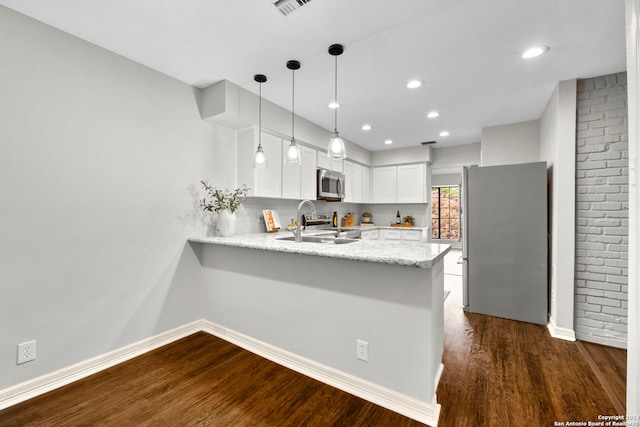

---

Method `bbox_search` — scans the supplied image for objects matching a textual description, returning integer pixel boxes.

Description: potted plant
[361,211,372,223]
[403,215,415,226]
[199,181,249,237]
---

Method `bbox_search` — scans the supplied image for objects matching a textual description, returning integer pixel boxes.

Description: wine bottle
[396,210,401,224]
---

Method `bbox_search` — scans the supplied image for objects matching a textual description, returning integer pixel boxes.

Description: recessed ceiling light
[384,139,393,145]
[427,111,440,119]
[328,101,340,109]
[361,124,372,131]
[439,131,450,137]
[406,80,423,89]
[522,45,549,59]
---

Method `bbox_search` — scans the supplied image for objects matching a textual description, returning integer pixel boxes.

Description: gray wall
[539,79,577,339]
[575,72,629,348]
[481,120,540,166]
[0,6,225,389]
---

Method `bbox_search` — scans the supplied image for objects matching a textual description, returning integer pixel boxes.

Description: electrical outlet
[17,340,36,365]
[356,339,368,362]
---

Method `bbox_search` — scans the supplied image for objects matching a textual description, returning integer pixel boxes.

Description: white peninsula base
[189,233,449,426]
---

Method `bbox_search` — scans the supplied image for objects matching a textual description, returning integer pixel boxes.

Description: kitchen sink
[276,235,359,244]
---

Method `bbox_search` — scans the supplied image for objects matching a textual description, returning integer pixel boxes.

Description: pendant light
[327,44,347,159]
[253,74,268,168]
[284,60,301,165]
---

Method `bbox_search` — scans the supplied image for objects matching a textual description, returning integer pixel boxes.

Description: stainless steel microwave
[317,169,345,201]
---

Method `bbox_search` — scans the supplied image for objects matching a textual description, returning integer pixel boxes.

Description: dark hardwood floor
[0,255,627,426]
[436,263,626,426]
[0,332,424,427]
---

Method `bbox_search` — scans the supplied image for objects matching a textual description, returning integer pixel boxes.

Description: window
[431,186,460,240]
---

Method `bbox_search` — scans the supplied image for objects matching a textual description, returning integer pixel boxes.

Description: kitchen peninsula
[188,232,450,425]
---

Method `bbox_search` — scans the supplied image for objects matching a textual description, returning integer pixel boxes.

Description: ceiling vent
[271,0,311,16]
[421,141,437,145]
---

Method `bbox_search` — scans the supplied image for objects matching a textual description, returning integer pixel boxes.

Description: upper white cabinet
[318,151,343,173]
[343,160,354,202]
[397,164,427,203]
[282,143,301,200]
[300,146,317,200]
[372,166,397,203]
[353,163,363,202]
[238,128,317,200]
[317,151,330,170]
[362,165,370,203]
[237,128,282,198]
[282,144,316,200]
[372,163,428,204]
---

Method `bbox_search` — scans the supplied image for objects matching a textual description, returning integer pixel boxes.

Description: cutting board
[391,223,415,227]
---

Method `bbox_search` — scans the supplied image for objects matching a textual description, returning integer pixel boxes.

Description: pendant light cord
[334,54,338,133]
[258,81,262,148]
[292,68,295,139]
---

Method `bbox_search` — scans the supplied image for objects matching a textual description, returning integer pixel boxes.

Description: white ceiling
[0,0,627,151]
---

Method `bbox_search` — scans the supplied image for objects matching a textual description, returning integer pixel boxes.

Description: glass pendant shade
[284,60,302,165]
[284,138,301,164]
[254,144,268,168]
[328,131,347,159]
[254,74,268,169]
[327,44,347,160]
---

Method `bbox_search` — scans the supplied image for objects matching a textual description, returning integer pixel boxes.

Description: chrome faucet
[295,199,316,243]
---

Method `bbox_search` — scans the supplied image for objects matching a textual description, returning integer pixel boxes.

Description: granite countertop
[188,231,450,269]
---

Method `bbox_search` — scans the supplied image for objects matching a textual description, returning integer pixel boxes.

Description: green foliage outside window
[431,186,460,240]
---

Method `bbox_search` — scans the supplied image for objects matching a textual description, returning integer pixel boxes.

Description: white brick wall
[575,72,628,348]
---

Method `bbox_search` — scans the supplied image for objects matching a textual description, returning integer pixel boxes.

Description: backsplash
[231,198,430,234]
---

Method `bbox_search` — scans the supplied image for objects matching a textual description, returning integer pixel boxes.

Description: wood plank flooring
[0,251,626,426]
[0,332,424,426]
[436,261,626,426]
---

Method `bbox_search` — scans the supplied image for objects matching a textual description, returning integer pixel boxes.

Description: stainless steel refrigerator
[462,162,548,325]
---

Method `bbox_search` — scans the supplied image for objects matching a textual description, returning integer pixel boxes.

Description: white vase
[215,210,237,237]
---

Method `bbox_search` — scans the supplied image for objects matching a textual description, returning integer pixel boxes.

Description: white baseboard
[0,321,203,411]
[547,317,576,341]
[201,320,440,426]
[0,320,441,426]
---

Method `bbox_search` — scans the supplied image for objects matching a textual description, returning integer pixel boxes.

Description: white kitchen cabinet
[317,151,331,170]
[300,146,317,200]
[282,144,318,200]
[378,228,422,241]
[372,163,428,203]
[343,160,354,202]
[372,166,397,203]
[401,229,422,241]
[236,128,282,198]
[360,229,379,240]
[282,143,300,200]
[353,163,363,202]
[332,158,344,173]
[318,151,343,173]
[362,165,370,203]
[381,229,402,240]
[397,163,427,203]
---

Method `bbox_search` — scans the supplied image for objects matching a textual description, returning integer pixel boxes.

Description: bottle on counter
[333,211,338,227]
[396,210,401,224]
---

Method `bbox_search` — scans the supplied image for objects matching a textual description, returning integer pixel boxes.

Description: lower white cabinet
[361,229,379,240]
[377,228,423,241]
[401,229,422,241]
